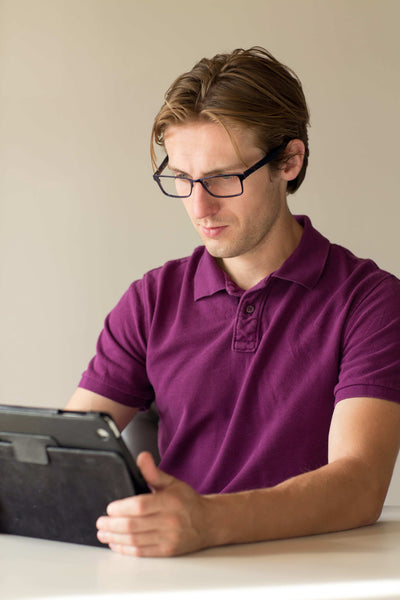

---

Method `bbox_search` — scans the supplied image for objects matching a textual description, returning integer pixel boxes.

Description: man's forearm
[203,457,385,548]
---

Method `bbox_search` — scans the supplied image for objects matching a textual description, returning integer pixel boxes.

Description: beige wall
[1,0,399,502]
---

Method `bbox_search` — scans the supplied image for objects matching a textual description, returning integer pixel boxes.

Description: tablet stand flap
[0,432,57,465]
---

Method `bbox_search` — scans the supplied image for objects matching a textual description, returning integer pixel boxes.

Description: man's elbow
[338,459,389,529]
[360,497,384,527]
[354,476,388,528]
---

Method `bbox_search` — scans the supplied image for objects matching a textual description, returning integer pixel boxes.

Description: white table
[1,506,400,600]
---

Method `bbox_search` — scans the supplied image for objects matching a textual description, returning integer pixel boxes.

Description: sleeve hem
[335,384,400,406]
[78,375,153,409]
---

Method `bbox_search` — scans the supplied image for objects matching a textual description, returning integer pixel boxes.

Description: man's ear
[281,139,305,183]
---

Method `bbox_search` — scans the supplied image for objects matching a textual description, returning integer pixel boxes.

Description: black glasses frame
[153,140,290,198]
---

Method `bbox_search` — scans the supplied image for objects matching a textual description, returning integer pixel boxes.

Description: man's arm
[66,387,139,431]
[96,396,400,557]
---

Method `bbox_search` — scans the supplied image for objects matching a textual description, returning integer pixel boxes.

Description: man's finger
[108,543,164,557]
[97,528,161,548]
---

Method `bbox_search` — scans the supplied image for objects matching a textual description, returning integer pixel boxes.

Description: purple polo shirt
[79,216,400,494]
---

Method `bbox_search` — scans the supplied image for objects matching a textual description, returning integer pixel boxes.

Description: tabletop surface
[1,506,400,600]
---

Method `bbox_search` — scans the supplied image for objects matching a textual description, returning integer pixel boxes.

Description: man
[66,47,400,557]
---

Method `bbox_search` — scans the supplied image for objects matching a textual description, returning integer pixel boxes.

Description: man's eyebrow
[166,162,189,175]
[167,161,245,177]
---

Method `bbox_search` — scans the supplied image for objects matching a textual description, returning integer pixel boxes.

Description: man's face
[163,120,288,268]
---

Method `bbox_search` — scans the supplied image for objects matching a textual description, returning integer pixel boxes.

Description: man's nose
[190,181,219,220]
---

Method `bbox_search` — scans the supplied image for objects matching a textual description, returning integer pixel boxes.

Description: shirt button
[245,304,255,314]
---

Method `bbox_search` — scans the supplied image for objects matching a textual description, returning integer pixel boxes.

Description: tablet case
[0,405,149,547]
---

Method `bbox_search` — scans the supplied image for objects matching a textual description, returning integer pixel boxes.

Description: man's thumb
[136,451,174,492]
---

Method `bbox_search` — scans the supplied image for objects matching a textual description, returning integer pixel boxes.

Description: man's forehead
[163,120,260,169]
[164,119,255,143]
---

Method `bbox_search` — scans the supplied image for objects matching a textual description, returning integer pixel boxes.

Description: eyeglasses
[153,141,289,199]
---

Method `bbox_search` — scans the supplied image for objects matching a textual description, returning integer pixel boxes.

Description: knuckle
[161,540,179,557]
[126,516,137,531]
[134,496,148,515]
[114,517,129,533]
[166,514,181,530]
[170,531,181,549]
[127,533,138,546]
[164,528,182,556]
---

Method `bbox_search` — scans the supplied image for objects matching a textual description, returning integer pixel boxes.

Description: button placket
[233,294,260,352]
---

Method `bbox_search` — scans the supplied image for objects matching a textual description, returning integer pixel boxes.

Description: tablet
[0,404,149,547]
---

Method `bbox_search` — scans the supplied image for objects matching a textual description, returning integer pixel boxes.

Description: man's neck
[216,215,303,291]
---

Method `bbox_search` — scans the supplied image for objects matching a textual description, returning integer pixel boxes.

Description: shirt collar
[194,249,226,300]
[272,215,330,290]
[194,215,330,300]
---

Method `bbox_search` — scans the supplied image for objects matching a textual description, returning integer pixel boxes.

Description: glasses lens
[157,176,192,197]
[203,175,242,197]
[155,173,243,198]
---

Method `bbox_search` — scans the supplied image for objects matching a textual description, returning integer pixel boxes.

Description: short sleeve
[334,274,400,404]
[79,280,154,408]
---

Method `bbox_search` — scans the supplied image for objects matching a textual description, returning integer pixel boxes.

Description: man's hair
[151,46,310,194]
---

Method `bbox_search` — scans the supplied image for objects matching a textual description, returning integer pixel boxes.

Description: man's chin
[203,240,237,260]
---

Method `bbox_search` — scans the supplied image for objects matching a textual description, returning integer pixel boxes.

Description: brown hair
[151,47,310,194]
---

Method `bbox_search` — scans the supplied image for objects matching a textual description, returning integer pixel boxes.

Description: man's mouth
[199,225,227,238]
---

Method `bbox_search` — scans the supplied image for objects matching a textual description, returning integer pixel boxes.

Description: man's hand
[96,452,212,557]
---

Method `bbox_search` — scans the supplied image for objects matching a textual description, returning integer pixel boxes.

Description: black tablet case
[0,405,149,547]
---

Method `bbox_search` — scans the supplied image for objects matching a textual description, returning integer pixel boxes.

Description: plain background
[1,0,399,502]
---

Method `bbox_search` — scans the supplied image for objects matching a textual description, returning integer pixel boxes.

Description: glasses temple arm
[242,140,291,178]
[154,156,169,176]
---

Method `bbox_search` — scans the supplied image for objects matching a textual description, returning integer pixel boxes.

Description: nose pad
[191,181,219,220]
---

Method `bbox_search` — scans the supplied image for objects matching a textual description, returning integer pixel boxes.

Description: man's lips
[199,225,227,238]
